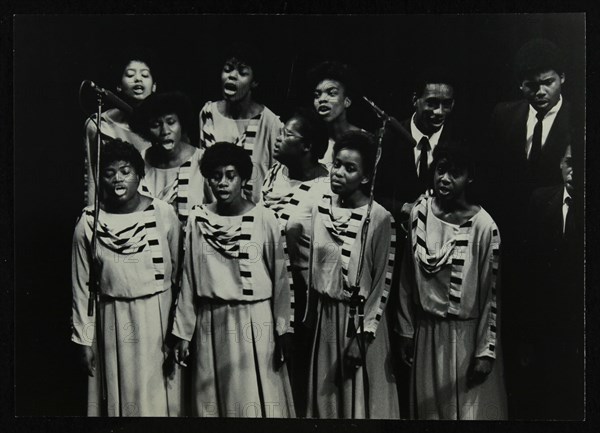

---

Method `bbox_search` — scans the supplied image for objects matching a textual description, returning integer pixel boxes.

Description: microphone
[83,80,133,115]
[362,96,415,146]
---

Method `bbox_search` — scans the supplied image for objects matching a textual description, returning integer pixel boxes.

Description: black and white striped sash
[488,226,501,354]
[84,203,166,292]
[374,216,397,323]
[317,195,366,290]
[262,164,316,227]
[192,205,256,296]
[200,102,261,201]
[411,197,470,317]
[140,157,194,222]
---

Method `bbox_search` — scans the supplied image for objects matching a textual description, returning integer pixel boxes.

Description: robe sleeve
[475,222,501,359]
[361,213,396,337]
[71,215,95,346]
[397,226,417,339]
[263,210,294,336]
[171,216,199,341]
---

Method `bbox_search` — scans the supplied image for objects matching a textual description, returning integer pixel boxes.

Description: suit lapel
[545,186,564,243]
[542,101,570,161]
[513,101,530,160]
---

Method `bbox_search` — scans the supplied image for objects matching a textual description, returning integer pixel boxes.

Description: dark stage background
[14,14,585,416]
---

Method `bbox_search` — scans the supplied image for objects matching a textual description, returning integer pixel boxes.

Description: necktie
[418,136,430,186]
[564,195,574,240]
[530,111,545,164]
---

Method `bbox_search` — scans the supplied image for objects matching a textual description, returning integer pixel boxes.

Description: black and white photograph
[9,12,587,426]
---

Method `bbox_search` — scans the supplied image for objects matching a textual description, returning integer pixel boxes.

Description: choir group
[71,38,583,420]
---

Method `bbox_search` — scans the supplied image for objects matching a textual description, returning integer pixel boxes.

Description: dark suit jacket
[518,184,583,418]
[374,117,455,219]
[489,100,570,196]
[525,185,579,274]
[485,99,571,247]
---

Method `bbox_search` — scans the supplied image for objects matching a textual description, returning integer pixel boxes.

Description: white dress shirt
[526,96,563,159]
[411,113,444,176]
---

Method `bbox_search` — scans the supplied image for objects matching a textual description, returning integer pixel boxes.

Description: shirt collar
[529,95,563,120]
[410,113,444,148]
[563,186,572,204]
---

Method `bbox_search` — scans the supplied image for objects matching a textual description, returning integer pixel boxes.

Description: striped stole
[410,197,471,317]
[192,205,256,296]
[200,102,261,201]
[374,217,397,324]
[262,164,314,228]
[317,195,366,291]
[84,204,166,293]
[280,227,296,330]
[487,226,501,354]
[140,157,194,223]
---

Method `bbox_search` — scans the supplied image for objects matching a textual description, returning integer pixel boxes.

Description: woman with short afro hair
[171,142,296,417]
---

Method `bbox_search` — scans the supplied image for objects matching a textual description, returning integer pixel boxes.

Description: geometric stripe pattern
[191,204,256,297]
[410,197,471,317]
[139,155,194,224]
[317,194,366,291]
[142,204,167,294]
[85,209,146,255]
[84,202,165,293]
[411,197,457,275]
[373,216,397,324]
[199,102,262,202]
[487,226,500,354]
[280,227,296,332]
[175,159,192,222]
[262,163,314,229]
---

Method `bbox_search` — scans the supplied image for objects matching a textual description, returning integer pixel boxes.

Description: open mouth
[132,85,145,94]
[223,82,237,96]
[160,140,175,150]
[114,185,127,197]
[437,186,451,196]
[317,106,331,116]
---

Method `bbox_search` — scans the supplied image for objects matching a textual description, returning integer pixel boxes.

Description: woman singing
[84,50,157,205]
[261,107,330,416]
[199,45,283,204]
[171,142,295,417]
[71,139,182,416]
[397,143,508,420]
[308,61,361,168]
[307,131,399,419]
[131,91,207,223]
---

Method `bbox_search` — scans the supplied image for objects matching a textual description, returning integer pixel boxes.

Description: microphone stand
[345,115,388,419]
[362,96,416,147]
[86,88,108,416]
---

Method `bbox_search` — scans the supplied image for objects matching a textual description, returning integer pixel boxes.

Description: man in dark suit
[375,73,456,226]
[487,38,571,237]
[486,40,576,419]
[513,144,583,420]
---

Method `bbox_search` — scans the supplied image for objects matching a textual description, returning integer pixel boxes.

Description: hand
[274,332,293,371]
[344,332,374,372]
[467,356,494,388]
[399,336,414,368]
[173,338,190,368]
[79,345,95,377]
